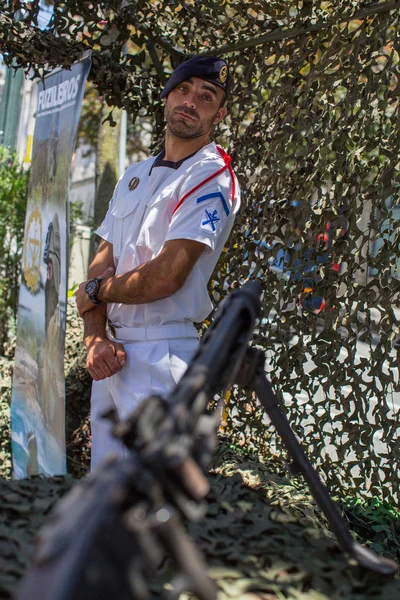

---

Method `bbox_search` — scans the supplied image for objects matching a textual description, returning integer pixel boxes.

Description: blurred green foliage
[0,147,29,352]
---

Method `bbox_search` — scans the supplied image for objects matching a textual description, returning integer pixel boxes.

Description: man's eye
[202,95,212,102]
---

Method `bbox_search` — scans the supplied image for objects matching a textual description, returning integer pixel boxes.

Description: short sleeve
[95,197,115,243]
[165,165,238,252]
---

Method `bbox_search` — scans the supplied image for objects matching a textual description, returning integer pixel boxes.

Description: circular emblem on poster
[128,177,140,191]
[219,66,228,83]
[23,208,43,293]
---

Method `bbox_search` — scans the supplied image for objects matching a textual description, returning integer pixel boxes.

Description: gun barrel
[171,279,263,405]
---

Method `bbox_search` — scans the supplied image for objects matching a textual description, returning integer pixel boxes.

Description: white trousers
[90,337,199,469]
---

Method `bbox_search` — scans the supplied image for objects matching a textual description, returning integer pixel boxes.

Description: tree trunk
[91,102,122,258]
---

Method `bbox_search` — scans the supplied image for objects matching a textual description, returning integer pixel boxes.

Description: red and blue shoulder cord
[172,146,236,216]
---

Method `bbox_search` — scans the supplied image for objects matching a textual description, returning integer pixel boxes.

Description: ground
[0,303,400,599]
[1,444,400,599]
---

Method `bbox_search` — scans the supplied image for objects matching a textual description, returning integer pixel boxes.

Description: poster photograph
[10,54,91,477]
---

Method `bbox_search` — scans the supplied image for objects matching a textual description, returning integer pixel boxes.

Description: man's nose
[183,93,196,108]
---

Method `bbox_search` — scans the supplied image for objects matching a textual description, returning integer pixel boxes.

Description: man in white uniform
[76,56,241,468]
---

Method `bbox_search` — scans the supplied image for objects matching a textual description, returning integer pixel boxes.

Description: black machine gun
[17,281,397,600]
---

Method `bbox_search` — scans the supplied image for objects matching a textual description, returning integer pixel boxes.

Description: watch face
[85,278,101,303]
[85,280,95,295]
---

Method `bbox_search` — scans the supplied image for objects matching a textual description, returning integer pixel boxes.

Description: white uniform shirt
[96,142,241,327]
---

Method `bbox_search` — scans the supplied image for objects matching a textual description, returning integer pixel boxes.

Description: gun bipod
[238,347,397,576]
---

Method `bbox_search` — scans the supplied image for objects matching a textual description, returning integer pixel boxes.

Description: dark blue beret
[161,56,230,99]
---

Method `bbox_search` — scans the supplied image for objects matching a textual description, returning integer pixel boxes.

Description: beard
[165,105,214,139]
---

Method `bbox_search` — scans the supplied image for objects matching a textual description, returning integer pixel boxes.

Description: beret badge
[219,65,228,84]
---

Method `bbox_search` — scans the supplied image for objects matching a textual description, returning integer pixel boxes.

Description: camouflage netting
[2,1,400,503]
[2,446,400,599]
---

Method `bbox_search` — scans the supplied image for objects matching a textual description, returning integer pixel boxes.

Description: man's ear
[213,105,227,125]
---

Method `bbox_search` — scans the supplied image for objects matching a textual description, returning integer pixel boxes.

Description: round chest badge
[219,66,228,84]
[128,177,140,191]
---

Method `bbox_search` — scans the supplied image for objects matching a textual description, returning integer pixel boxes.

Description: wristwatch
[85,278,104,305]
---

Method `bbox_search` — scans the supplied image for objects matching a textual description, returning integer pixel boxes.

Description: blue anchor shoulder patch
[197,191,229,234]
[200,205,221,233]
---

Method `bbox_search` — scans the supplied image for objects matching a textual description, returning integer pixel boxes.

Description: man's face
[164,77,227,139]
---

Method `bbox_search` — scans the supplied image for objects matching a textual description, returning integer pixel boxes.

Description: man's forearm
[81,238,114,332]
[83,305,108,347]
[76,239,205,316]
[97,260,174,305]
[96,240,202,305]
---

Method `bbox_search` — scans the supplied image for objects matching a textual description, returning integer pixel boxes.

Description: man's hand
[86,338,127,381]
[75,266,114,317]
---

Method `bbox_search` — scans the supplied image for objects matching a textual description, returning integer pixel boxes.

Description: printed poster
[10,54,91,477]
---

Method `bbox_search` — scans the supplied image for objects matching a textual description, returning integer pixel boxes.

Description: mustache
[173,106,199,119]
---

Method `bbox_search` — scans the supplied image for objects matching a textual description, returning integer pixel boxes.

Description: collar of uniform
[149,147,206,176]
